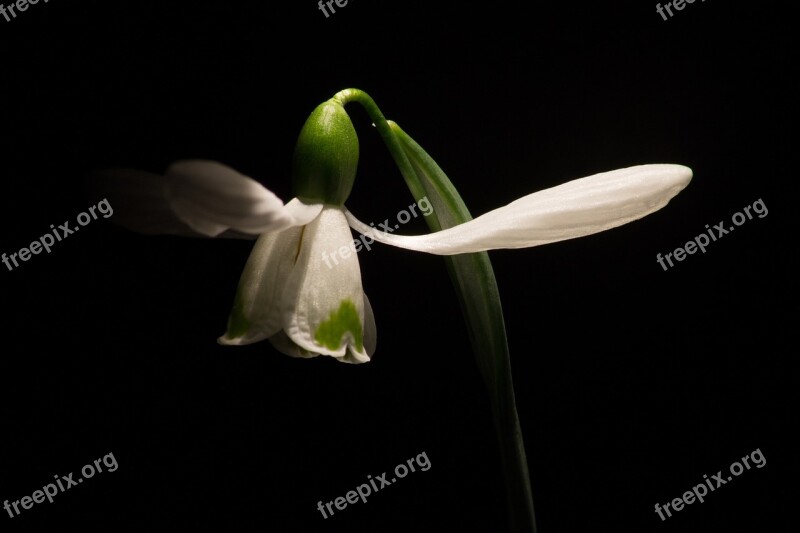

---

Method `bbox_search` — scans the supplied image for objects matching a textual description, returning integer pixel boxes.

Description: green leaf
[390,123,537,533]
[334,89,536,532]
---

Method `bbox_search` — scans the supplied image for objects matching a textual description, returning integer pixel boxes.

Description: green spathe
[314,299,364,352]
[291,100,359,205]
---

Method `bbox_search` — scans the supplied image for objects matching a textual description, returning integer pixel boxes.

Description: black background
[0,1,793,532]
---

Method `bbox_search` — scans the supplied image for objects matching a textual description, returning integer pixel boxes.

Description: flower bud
[291,100,359,205]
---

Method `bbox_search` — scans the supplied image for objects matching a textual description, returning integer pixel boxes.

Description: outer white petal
[363,294,377,358]
[346,164,692,255]
[89,161,321,238]
[278,198,324,227]
[282,207,370,364]
[217,225,305,346]
[167,160,318,237]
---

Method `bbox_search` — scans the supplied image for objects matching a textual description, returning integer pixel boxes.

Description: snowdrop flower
[94,99,691,365]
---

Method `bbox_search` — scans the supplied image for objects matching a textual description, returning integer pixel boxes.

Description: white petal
[167,160,317,237]
[282,198,325,226]
[89,161,321,238]
[363,294,377,358]
[268,330,320,359]
[282,207,370,363]
[217,226,304,346]
[346,164,692,255]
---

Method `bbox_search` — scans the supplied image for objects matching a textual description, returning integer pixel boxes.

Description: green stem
[334,88,537,532]
[332,89,428,203]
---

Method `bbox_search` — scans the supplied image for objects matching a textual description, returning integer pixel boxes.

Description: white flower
[214,196,377,365]
[95,159,691,364]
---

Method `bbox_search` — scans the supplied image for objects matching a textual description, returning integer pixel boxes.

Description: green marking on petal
[225,286,251,340]
[314,299,363,352]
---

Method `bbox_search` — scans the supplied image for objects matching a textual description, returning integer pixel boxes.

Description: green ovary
[314,300,363,352]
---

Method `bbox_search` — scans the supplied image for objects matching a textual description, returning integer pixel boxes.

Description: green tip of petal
[314,299,364,352]
[223,286,251,341]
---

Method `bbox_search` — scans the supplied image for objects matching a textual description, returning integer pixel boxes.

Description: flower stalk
[334,88,537,532]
